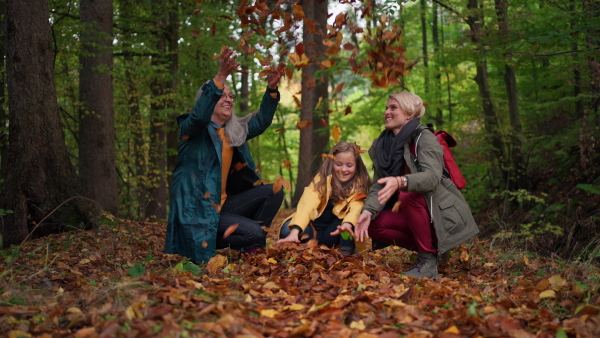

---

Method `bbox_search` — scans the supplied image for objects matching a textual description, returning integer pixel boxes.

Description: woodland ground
[1,210,599,337]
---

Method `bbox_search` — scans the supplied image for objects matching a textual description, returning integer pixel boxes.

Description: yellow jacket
[280,174,368,254]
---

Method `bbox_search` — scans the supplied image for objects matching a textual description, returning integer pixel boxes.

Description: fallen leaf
[206,254,227,273]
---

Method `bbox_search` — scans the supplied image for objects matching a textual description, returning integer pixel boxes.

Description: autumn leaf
[193,9,200,15]
[321,153,335,161]
[296,120,312,130]
[204,191,210,199]
[210,22,216,36]
[206,254,227,273]
[353,193,368,201]
[223,224,239,238]
[275,128,285,132]
[345,105,352,115]
[295,42,305,56]
[292,5,304,21]
[283,159,291,169]
[320,118,328,127]
[391,201,401,213]
[234,162,248,171]
[288,52,310,68]
[292,95,303,109]
[273,176,283,194]
[333,82,345,94]
[181,135,189,141]
[190,30,200,36]
[332,125,342,143]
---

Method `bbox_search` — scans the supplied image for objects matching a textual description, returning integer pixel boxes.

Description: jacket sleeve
[246,87,280,140]
[341,198,365,226]
[178,80,222,138]
[288,180,322,232]
[407,130,444,192]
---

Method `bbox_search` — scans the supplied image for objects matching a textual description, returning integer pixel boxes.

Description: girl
[277,142,371,255]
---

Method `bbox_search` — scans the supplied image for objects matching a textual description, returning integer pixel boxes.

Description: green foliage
[127,263,146,277]
[576,184,600,195]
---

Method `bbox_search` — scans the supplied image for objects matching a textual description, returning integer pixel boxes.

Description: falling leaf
[202,241,208,248]
[210,22,216,36]
[320,118,328,127]
[206,254,227,273]
[275,127,285,133]
[190,30,200,36]
[292,5,305,21]
[273,176,283,193]
[283,159,291,169]
[344,105,352,115]
[296,120,312,130]
[354,193,368,201]
[196,0,204,2]
[193,9,201,15]
[223,224,239,238]
[211,202,221,212]
[321,153,335,161]
[333,82,345,94]
[204,191,210,199]
[234,162,248,171]
[295,42,305,56]
[314,96,323,110]
[332,125,342,143]
[288,52,310,68]
[181,135,190,141]
[391,201,401,213]
[292,95,303,109]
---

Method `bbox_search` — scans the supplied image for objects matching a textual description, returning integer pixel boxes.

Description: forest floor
[1,211,599,337]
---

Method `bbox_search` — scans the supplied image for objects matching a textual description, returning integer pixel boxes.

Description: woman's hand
[275,228,301,245]
[214,47,240,86]
[330,222,355,237]
[267,68,284,90]
[376,176,400,206]
[355,210,372,242]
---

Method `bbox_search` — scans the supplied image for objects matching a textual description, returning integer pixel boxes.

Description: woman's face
[333,151,357,184]
[212,85,234,126]
[384,98,411,135]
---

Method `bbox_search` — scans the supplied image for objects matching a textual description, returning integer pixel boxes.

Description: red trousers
[368,191,437,254]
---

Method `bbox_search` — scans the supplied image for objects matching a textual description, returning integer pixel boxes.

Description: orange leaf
[292,5,305,21]
[190,30,200,36]
[320,118,328,127]
[296,42,305,56]
[296,120,312,130]
[204,191,211,199]
[292,95,303,109]
[391,201,401,213]
[223,223,239,238]
[344,105,352,116]
[273,176,284,194]
[211,202,221,212]
[306,78,315,90]
[275,128,285,132]
[332,125,342,143]
[321,153,335,161]
[181,135,190,141]
[306,239,319,248]
[202,241,208,248]
[353,193,368,201]
[193,9,201,15]
[283,159,291,169]
[234,162,248,171]
[333,82,345,94]
[284,67,293,79]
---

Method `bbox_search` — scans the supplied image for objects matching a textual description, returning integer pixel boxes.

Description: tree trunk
[431,0,443,126]
[166,3,180,200]
[495,0,526,190]
[1,0,99,247]
[78,0,119,215]
[421,0,430,97]
[145,0,168,220]
[466,0,506,184]
[0,0,7,180]
[292,0,329,205]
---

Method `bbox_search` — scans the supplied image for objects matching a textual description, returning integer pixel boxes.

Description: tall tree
[79,0,119,215]
[0,0,7,179]
[166,4,180,190]
[292,0,330,205]
[1,0,99,247]
[495,0,525,190]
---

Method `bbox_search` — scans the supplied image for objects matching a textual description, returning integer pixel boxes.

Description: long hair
[314,142,371,202]
[195,83,252,147]
[388,91,426,119]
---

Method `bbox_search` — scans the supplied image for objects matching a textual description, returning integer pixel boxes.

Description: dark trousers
[217,184,284,251]
[279,201,355,252]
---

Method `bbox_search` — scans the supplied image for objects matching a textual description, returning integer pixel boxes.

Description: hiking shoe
[404,252,438,279]
[438,251,450,265]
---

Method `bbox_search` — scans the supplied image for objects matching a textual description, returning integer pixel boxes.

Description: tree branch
[432,0,465,21]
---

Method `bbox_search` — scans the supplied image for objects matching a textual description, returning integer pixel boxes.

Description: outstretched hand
[275,228,301,245]
[355,210,372,242]
[214,47,240,85]
[330,222,355,237]
[266,68,283,90]
[377,176,400,206]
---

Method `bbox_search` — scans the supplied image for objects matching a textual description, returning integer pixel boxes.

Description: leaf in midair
[296,120,312,130]
[391,201,401,213]
[345,105,352,116]
[223,224,239,238]
[296,42,305,56]
[333,82,345,94]
[204,191,210,199]
[332,125,342,143]
[190,30,200,36]
[283,159,291,169]
[210,22,216,36]
[275,128,285,132]
[193,9,201,15]
[292,95,303,109]
[320,118,328,127]
[273,176,284,193]
[292,5,305,21]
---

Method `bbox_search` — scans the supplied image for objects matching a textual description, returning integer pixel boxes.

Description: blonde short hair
[388,91,426,119]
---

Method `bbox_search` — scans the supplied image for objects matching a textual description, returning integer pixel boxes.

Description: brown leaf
[275,128,285,132]
[273,176,284,194]
[292,95,303,109]
[193,9,201,15]
[344,105,352,116]
[283,159,292,169]
[296,120,312,130]
[204,191,210,199]
[223,224,239,238]
[391,201,401,213]
[210,22,216,36]
[353,193,368,201]
[190,30,200,36]
[292,5,305,21]
[296,42,305,56]
[181,135,190,141]
[333,82,345,94]
[320,118,328,127]
[206,254,227,273]
[202,241,208,248]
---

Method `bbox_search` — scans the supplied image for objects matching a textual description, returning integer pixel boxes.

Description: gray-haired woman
[165,48,284,263]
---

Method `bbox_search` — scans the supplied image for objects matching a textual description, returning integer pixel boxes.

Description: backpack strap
[413,130,451,179]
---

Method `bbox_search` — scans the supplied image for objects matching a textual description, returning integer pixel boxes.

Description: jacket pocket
[438,195,466,235]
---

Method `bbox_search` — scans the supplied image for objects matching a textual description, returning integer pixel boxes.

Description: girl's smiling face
[333,151,357,183]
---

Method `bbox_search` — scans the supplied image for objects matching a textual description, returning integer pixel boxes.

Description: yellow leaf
[260,309,278,318]
[539,289,556,298]
[349,320,366,330]
[444,325,460,334]
[332,125,342,143]
[206,254,227,273]
[67,307,82,313]
[548,275,567,289]
[79,258,90,265]
[268,258,277,264]
[286,304,305,311]
[523,255,530,266]
[288,52,310,68]
[8,331,31,338]
[125,302,146,320]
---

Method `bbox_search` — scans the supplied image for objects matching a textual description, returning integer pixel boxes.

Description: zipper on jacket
[430,196,434,223]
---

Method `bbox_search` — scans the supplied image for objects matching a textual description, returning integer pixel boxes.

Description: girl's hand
[275,228,301,245]
[376,176,399,205]
[214,47,240,85]
[267,68,283,90]
[355,210,372,242]
[330,222,355,237]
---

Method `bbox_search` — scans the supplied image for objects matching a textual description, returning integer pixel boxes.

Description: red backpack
[414,129,467,189]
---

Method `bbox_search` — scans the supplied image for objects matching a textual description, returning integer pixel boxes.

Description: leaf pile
[1,213,599,337]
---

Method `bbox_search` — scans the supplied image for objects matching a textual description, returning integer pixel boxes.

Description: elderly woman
[165,48,284,263]
[355,91,479,279]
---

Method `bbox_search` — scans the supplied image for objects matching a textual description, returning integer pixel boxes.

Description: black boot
[371,239,389,251]
[405,252,438,279]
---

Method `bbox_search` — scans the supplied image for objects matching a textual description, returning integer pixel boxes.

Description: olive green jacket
[364,123,479,254]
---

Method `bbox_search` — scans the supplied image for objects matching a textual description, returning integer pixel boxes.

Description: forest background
[0,0,599,264]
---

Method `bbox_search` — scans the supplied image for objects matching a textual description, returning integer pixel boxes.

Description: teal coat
[164,80,280,263]
[364,123,479,254]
